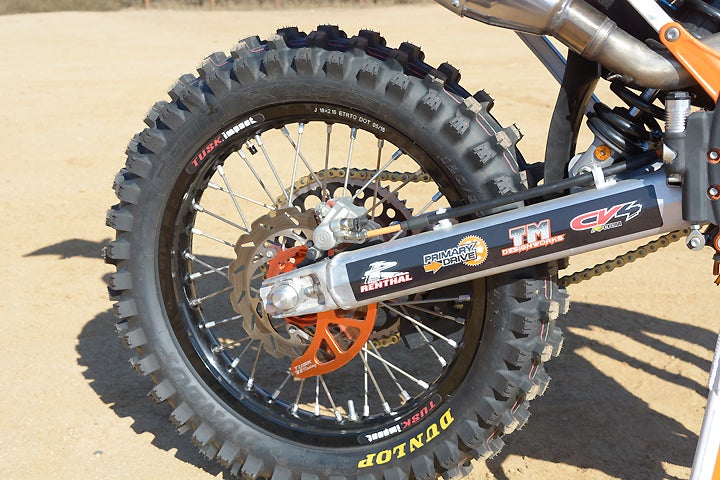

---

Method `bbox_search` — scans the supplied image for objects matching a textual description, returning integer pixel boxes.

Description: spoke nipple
[347,400,358,422]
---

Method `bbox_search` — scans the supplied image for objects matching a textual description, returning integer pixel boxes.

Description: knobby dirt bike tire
[105,26,566,479]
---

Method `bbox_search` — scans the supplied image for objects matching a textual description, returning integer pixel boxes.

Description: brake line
[365,152,659,239]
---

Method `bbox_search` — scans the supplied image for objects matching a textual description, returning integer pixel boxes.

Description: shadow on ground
[58,238,716,479]
[485,302,715,480]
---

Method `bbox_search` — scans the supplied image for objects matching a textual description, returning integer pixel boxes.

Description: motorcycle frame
[258,0,720,477]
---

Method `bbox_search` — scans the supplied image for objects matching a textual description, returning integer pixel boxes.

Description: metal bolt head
[709,186,720,198]
[709,149,720,164]
[665,27,680,42]
[269,284,299,311]
[687,236,704,250]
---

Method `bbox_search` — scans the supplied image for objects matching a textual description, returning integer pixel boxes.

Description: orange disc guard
[266,246,377,378]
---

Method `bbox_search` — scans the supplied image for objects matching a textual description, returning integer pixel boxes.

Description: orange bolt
[594,145,612,161]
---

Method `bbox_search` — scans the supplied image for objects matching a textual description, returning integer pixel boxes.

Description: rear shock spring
[684,0,720,24]
[586,82,664,155]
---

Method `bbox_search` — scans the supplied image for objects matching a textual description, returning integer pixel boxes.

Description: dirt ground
[1,3,719,479]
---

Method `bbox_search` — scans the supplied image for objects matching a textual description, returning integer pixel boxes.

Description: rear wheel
[105,26,566,479]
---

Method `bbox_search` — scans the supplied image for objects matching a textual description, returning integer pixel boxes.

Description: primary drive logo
[502,219,565,256]
[360,261,412,293]
[570,201,642,233]
[423,235,488,274]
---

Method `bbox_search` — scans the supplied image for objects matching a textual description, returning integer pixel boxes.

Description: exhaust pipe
[434,0,720,90]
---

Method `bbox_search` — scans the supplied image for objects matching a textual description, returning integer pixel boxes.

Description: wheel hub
[229,177,415,376]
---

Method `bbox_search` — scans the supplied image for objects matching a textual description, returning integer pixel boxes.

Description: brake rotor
[229,177,415,376]
[229,208,318,359]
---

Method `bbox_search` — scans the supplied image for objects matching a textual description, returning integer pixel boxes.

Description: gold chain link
[558,228,690,287]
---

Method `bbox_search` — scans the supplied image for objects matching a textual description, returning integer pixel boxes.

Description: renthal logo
[423,235,487,274]
[358,395,441,444]
[502,219,565,256]
[357,409,455,468]
[360,261,412,293]
[570,201,642,233]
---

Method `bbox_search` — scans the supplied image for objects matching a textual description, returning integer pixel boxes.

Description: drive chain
[558,228,690,287]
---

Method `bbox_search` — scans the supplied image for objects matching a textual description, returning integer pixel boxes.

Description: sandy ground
[1,3,719,479]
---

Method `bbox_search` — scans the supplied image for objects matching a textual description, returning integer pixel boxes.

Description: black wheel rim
[158,103,486,446]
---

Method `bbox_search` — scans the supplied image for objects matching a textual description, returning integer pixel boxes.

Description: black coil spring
[586,82,664,154]
[685,0,720,23]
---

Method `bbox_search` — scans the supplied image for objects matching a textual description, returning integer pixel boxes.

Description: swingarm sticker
[570,200,642,233]
[423,235,488,274]
[346,186,663,301]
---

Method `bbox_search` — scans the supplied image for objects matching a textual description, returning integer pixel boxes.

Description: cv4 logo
[571,201,643,233]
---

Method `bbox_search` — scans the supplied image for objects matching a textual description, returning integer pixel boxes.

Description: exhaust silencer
[433,0,720,90]
[434,0,580,35]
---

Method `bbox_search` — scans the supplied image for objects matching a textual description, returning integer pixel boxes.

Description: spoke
[188,285,234,308]
[369,342,412,402]
[291,378,306,416]
[389,191,444,241]
[380,303,458,349]
[271,372,294,401]
[417,191,445,216]
[389,303,466,325]
[398,309,449,368]
[362,345,430,390]
[200,314,242,330]
[323,124,332,201]
[193,200,248,233]
[363,350,369,417]
[215,165,251,230]
[314,376,321,417]
[236,149,278,208]
[281,125,323,197]
[255,134,289,204]
[352,148,403,203]
[347,399,358,422]
[318,375,343,422]
[183,250,230,281]
[187,266,229,282]
[369,168,423,213]
[229,339,259,372]
[359,349,392,414]
[388,295,471,306]
[287,123,304,205]
[246,343,263,390]
[207,182,275,210]
[371,139,384,222]
[342,127,357,197]
[190,227,235,248]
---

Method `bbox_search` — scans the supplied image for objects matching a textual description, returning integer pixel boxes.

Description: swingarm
[260,163,688,318]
